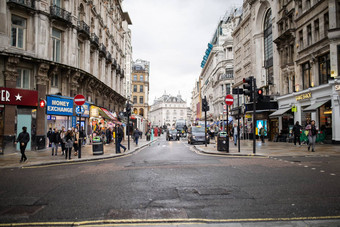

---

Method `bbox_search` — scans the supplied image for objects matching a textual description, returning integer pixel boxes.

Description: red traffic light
[39,100,46,108]
[257,89,263,95]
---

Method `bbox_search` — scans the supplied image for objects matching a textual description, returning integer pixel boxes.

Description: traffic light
[202,96,209,112]
[243,76,254,101]
[256,88,263,102]
[126,103,132,116]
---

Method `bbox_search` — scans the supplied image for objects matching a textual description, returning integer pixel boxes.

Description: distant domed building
[149,92,190,127]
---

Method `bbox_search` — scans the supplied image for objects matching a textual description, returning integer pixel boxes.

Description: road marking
[311,168,316,170]
[330,173,336,176]
[320,170,325,173]
[2,216,340,226]
[304,166,308,168]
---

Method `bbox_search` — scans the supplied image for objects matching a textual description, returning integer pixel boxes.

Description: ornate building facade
[0,0,132,153]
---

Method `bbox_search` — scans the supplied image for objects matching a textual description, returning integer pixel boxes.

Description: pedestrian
[259,126,266,143]
[117,125,126,153]
[106,127,111,144]
[133,128,140,145]
[60,126,66,155]
[73,127,80,156]
[51,128,60,156]
[15,126,30,163]
[306,120,318,152]
[292,121,302,146]
[145,129,151,141]
[151,128,154,141]
[47,128,52,147]
[233,124,238,146]
[64,128,74,160]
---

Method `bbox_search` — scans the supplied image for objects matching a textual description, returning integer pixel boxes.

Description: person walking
[106,127,111,144]
[133,128,140,146]
[145,129,151,141]
[15,126,30,163]
[117,125,126,153]
[73,127,80,156]
[151,128,154,141]
[233,124,238,146]
[292,121,302,146]
[259,127,266,143]
[47,128,52,147]
[64,128,74,160]
[306,120,318,152]
[51,128,60,156]
[60,126,66,155]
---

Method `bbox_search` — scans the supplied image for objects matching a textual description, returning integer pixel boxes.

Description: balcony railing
[116,64,121,74]
[106,52,112,63]
[7,0,35,9]
[99,43,106,57]
[50,5,71,23]
[90,33,99,46]
[121,69,125,77]
[77,20,90,37]
[111,59,117,69]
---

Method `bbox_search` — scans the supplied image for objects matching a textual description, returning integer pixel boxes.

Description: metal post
[226,105,229,135]
[78,114,81,158]
[115,124,118,153]
[253,79,256,154]
[127,111,130,150]
[237,90,240,153]
[204,96,207,147]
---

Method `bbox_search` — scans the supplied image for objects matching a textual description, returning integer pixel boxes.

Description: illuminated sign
[295,92,312,101]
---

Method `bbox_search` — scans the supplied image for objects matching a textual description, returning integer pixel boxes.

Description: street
[1,135,340,225]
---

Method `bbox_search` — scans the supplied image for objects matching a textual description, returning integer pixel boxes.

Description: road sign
[225,94,234,106]
[75,106,85,115]
[74,94,85,106]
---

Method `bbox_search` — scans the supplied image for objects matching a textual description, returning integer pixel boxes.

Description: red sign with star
[0,87,38,106]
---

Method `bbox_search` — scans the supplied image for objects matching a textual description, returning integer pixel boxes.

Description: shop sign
[46,96,74,116]
[295,92,312,101]
[47,115,56,120]
[0,87,38,106]
[90,106,99,118]
[292,106,297,112]
[82,103,90,117]
[335,84,340,91]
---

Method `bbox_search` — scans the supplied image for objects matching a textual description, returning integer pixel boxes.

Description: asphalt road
[1,136,340,225]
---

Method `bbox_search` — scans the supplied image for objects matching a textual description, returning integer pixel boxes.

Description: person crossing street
[15,126,30,163]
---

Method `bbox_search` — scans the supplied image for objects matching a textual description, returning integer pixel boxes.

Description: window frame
[16,68,30,89]
[140,85,143,93]
[11,15,26,49]
[52,28,62,63]
[139,96,143,104]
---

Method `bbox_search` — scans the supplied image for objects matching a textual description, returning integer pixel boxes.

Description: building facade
[149,92,188,127]
[0,0,132,153]
[271,0,340,143]
[131,59,150,119]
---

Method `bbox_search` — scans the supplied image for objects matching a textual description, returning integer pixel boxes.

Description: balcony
[116,64,121,74]
[50,5,71,24]
[7,0,35,11]
[120,69,125,78]
[99,43,106,57]
[77,20,90,38]
[90,33,99,47]
[106,52,112,63]
[111,59,117,69]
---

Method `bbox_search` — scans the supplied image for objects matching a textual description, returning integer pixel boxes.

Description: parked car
[187,126,210,145]
[167,129,180,141]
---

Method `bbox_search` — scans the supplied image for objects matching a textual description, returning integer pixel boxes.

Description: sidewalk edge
[194,145,265,157]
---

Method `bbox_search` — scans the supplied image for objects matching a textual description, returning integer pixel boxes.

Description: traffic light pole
[204,96,207,147]
[127,110,130,151]
[237,91,240,153]
[253,79,256,154]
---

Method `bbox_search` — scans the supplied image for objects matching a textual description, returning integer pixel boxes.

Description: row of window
[133,74,144,81]
[133,85,144,93]
[133,96,144,104]
[14,68,61,89]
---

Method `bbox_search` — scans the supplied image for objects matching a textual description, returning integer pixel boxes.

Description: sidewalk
[0,137,159,169]
[195,139,340,157]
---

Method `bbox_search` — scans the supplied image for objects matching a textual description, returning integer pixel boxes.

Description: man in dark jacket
[16,126,30,163]
[116,125,126,153]
[51,128,60,156]
[292,121,302,146]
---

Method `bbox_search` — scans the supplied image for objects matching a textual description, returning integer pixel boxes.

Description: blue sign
[75,106,85,115]
[47,96,73,116]
[72,116,77,128]
[82,103,90,118]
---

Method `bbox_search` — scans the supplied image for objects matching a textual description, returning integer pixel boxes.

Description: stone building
[271,0,340,143]
[131,59,150,119]
[150,92,188,127]
[0,0,132,153]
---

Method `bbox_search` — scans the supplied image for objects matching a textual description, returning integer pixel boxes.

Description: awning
[269,107,291,118]
[100,108,117,121]
[303,100,330,112]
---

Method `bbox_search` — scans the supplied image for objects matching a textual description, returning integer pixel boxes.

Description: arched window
[264,9,273,68]
[139,108,144,116]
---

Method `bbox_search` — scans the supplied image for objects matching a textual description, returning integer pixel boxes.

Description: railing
[99,43,106,54]
[50,5,71,22]
[106,52,112,62]
[111,59,117,69]
[77,20,90,36]
[116,64,121,74]
[7,0,35,8]
[90,33,99,46]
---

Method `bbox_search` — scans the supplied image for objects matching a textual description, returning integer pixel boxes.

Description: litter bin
[92,136,104,155]
[217,131,229,152]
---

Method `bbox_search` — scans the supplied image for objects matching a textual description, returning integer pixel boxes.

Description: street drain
[0,205,45,218]
[106,208,188,219]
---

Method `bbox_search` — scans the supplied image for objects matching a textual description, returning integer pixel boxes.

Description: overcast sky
[123,0,242,106]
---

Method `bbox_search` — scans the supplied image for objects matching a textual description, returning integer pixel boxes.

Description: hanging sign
[0,87,38,106]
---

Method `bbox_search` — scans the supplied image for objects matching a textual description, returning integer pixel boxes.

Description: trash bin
[92,136,104,155]
[217,131,229,152]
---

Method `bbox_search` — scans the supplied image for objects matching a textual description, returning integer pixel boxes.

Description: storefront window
[302,62,312,89]
[319,53,331,85]
[301,109,311,127]
[319,101,332,141]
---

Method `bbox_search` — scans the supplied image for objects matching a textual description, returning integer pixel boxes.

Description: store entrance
[319,101,332,143]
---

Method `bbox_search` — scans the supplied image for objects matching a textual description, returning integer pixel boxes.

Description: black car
[187,126,210,145]
[167,129,180,141]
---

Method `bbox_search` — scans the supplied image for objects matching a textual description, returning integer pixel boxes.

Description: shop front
[90,106,120,136]
[273,81,340,144]
[0,87,38,153]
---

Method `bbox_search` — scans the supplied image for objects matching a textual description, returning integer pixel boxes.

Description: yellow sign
[90,106,99,117]
[296,92,312,101]
[291,106,297,112]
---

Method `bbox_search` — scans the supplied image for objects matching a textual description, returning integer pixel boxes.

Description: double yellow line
[1,216,340,226]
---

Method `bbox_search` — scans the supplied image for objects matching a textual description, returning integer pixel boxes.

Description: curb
[17,139,158,168]
[194,145,265,157]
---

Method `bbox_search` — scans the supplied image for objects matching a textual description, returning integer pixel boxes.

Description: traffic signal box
[202,97,209,112]
[243,76,254,102]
